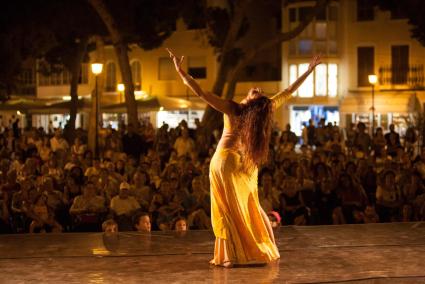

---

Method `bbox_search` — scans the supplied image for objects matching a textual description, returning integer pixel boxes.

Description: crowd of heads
[0,116,424,234]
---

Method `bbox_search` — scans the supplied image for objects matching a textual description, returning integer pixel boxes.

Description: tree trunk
[114,43,138,126]
[87,0,138,127]
[68,37,89,132]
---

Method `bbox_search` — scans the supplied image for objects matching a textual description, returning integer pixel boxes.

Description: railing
[378,64,424,88]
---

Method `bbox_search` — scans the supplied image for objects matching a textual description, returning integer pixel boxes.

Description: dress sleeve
[270,90,291,110]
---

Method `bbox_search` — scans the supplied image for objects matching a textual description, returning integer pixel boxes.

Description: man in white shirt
[110,182,141,216]
[173,127,195,157]
[50,129,69,153]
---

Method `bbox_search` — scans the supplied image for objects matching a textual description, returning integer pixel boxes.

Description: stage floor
[0,222,424,283]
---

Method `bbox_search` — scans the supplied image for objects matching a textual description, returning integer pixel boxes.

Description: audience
[0,116,424,236]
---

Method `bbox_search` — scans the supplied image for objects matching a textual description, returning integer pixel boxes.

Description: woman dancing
[168,48,321,267]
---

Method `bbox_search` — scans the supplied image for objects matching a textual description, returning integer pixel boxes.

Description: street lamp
[91,62,103,158]
[368,74,378,135]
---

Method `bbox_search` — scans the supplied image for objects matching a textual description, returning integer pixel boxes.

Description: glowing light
[62,96,71,101]
[17,110,22,115]
[159,106,164,111]
[368,74,377,85]
[117,83,125,92]
[91,63,103,75]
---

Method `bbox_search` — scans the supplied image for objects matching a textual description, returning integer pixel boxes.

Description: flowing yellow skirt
[209,148,280,266]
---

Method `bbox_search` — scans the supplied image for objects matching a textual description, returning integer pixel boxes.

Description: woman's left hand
[166,48,184,72]
[308,54,322,71]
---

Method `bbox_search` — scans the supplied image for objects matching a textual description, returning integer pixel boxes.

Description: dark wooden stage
[0,222,424,283]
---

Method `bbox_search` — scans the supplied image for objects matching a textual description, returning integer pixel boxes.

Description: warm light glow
[17,110,22,115]
[181,104,188,108]
[117,83,125,92]
[298,64,314,98]
[328,64,338,97]
[134,90,148,100]
[315,64,327,96]
[91,63,103,75]
[368,74,377,85]
[159,106,164,111]
[62,96,71,101]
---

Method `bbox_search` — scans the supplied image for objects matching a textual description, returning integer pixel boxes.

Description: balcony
[378,64,424,89]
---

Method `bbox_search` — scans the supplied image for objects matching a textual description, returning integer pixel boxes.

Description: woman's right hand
[166,48,184,72]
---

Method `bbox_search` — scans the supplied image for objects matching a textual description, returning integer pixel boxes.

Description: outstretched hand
[166,48,184,72]
[308,54,322,71]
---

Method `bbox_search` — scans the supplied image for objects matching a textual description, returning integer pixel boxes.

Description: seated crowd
[0,116,424,234]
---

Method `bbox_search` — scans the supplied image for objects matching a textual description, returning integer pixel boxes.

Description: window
[38,63,88,86]
[288,5,339,56]
[357,47,374,86]
[299,7,312,21]
[328,64,338,97]
[158,57,176,80]
[315,64,327,96]
[188,57,206,79]
[391,45,409,84]
[298,64,313,98]
[357,0,374,21]
[290,63,338,97]
[298,40,313,55]
[131,61,142,90]
[105,62,116,92]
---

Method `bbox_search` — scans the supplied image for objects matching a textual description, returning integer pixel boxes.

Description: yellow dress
[209,114,280,266]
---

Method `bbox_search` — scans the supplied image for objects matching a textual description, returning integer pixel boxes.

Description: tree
[0,1,57,101]
[0,0,104,134]
[376,0,425,46]
[87,0,180,127]
[39,0,104,133]
[182,0,330,132]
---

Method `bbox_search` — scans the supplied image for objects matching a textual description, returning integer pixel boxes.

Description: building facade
[6,0,424,134]
[281,0,425,136]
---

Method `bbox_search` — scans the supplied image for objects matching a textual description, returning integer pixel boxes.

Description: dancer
[167,48,321,267]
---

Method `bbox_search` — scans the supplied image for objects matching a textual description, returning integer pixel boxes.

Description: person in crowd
[50,129,69,153]
[110,182,141,231]
[173,127,195,158]
[102,219,118,233]
[134,212,151,232]
[28,194,62,233]
[173,216,188,232]
[376,170,403,222]
[385,124,401,157]
[122,123,145,160]
[69,182,106,231]
[267,211,281,229]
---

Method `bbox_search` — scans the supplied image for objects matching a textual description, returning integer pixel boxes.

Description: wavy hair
[235,95,274,173]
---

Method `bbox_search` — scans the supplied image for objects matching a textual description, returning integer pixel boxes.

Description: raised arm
[271,55,322,109]
[167,48,237,115]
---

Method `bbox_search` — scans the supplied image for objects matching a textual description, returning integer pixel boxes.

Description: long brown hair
[235,95,274,173]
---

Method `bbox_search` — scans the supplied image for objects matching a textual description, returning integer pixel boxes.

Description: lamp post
[368,74,378,136]
[91,63,103,158]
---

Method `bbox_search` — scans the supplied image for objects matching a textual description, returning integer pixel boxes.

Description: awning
[0,98,48,112]
[103,96,204,113]
[29,98,91,114]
